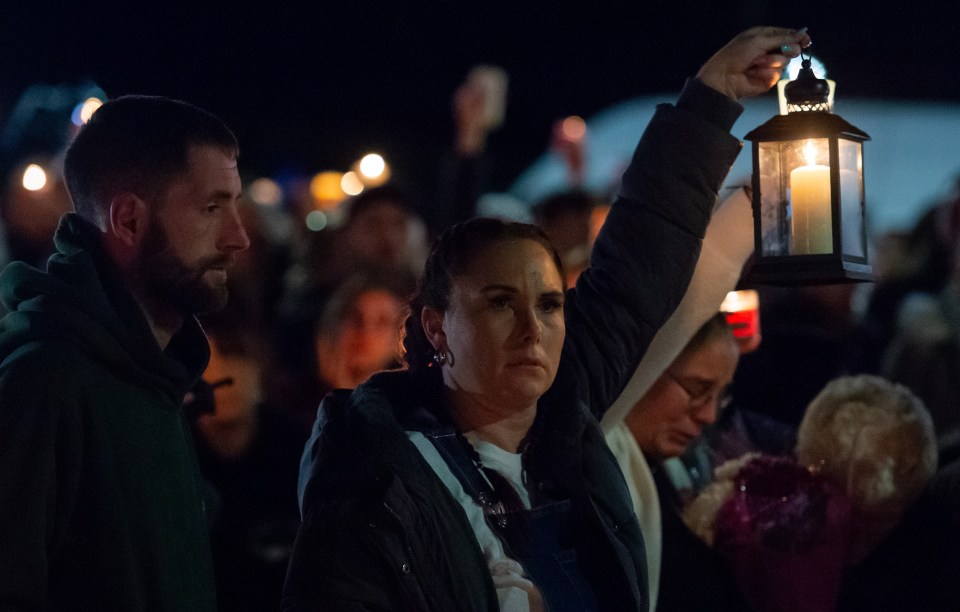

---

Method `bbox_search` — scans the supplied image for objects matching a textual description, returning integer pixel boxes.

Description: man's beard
[138,221,231,316]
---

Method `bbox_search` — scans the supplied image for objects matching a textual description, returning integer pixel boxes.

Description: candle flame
[721,290,759,313]
[803,140,819,166]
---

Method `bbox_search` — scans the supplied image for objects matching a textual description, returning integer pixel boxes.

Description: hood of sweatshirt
[0,213,209,402]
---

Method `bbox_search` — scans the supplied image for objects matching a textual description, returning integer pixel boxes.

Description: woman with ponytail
[283,26,811,612]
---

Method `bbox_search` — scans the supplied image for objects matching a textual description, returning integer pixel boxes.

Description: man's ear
[421,305,446,352]
[107,192,150,248]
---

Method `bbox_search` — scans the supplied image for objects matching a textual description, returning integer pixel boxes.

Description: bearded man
[0,95,249,611]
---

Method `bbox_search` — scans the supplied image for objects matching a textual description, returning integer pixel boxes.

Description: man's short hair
[63,95,238,222]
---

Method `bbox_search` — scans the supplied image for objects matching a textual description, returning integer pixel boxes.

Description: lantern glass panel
[757,141,786,256]
[757,138,836,257]
[838,139,865,258]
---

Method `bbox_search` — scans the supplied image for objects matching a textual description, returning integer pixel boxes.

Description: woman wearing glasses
[606,312,748,612]
[623,313,738,463]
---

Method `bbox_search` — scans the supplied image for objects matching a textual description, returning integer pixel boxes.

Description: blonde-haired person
[802,375,958,611]
[682,375,944,612]
[795,374,937,565]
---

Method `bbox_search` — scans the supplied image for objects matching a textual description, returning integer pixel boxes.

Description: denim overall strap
[400,405,513,522]
[422,432,599,612]
[506,499,599,612]
[425,431,513,524]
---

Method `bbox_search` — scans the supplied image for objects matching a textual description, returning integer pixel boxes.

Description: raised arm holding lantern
[282,26,809,612]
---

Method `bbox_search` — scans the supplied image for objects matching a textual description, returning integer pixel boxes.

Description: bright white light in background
[354,153,390,186]
[71,97,104,126]
[560,115,587,141]
[341,171,365,196]
[22,164,47,191]
[247,177,283,206]
[358,153,385,179]
[305,210,328,231]
[786,55,828,81]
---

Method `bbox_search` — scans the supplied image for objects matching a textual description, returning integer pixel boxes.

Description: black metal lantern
[744,51,873,285]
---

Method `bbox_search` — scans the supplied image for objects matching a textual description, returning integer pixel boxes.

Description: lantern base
[745,257,875,286]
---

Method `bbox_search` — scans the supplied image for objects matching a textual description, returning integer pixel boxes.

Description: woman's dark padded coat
[283,78,744,612]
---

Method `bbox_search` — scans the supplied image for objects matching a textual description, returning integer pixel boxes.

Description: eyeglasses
[664,370,732,412]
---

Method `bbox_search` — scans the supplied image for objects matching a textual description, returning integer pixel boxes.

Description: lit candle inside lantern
[790,141,832,254]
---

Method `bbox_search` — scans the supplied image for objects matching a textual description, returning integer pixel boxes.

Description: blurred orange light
[561,116,587,141]
[310,171,346,209]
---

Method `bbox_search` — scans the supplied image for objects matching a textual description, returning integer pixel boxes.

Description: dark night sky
[3,1,959,198]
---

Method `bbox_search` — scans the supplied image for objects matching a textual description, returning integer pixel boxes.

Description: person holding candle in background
[721,288,762,354]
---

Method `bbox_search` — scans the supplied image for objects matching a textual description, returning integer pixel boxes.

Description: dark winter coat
[282,78,744,612]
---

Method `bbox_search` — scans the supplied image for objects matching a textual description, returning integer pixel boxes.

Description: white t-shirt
[464,431,531,510]
[407,431,538,612]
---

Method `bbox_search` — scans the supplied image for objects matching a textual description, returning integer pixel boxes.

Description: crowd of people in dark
[0,24,958,612]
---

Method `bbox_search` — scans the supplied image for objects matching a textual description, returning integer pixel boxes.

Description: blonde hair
[795,374,937,564]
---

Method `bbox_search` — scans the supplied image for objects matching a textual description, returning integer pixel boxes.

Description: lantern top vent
[784,53,831,113]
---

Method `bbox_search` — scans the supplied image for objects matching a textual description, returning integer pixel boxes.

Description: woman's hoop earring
[432,350,448,367]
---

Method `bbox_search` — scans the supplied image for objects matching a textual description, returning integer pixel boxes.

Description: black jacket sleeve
[559,78,744,420]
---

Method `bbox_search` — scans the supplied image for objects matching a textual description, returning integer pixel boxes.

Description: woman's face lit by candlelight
[626,333,739,461]
[423,239,566,415]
